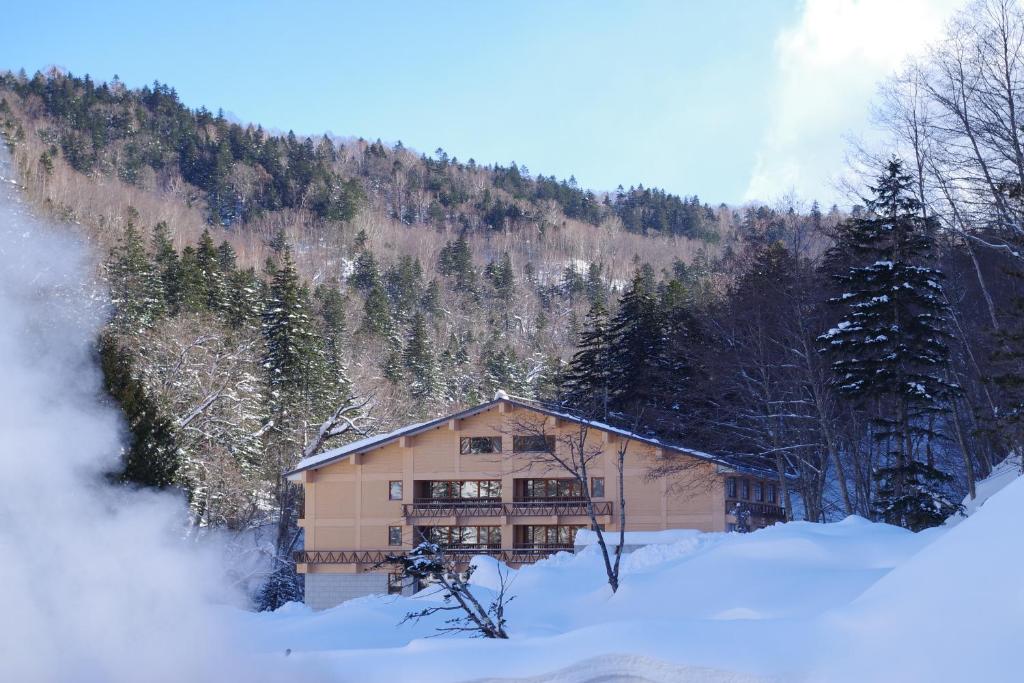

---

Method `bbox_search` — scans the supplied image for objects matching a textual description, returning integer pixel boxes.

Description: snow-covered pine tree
[106,222,165,331]
[151,221,181,313]
[819,157,961,531]
[605,265,668,425]
[260,243,330,609]
[404,310,439,402]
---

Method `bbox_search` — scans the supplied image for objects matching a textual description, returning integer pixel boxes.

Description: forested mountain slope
[4,44,1022,610]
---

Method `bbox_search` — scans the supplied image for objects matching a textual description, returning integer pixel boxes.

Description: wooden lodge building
[285,393,784,609]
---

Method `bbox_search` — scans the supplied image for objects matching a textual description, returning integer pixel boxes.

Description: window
[520,525,587,547]
[726,477,737,499]
[418,526,501,547]
[460,436,502,454]
[591,477,605,498]
[513,435,556,453]
[388,526,402,546]
[425,480,502,499]
[521,478,583,500]
[389,481,403,500]
[387,572,404,595]
[767,484,777,504]
[754,482,764,502]
[740,479,750,500]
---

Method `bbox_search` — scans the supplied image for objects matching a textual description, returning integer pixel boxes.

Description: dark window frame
[591,477,605,498]
[388,525,402,546]
[389,480,403,500]
[387,572,404,595]
[740,479,750,500]
[512,434,556,453]
[726,477,738,499]
[460,436,503,454]
[754,482,764,502]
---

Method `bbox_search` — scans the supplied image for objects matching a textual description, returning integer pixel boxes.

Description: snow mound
[945,453,1021,527]
[818,474,1024,681]
[466,654,773,683]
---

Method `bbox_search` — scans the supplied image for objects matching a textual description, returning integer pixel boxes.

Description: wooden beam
[399,435,413,448]
[351,452,362,465]
[499,401,514,414]
[448,418,461,431]
[601,431,618,445]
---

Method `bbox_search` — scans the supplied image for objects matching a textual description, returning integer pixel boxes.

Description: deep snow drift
[235,471,1021,682]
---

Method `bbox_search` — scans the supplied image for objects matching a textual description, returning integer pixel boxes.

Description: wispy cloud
[744,0,960,206]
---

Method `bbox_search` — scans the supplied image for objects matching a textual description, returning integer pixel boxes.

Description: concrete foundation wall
[304,572,389,610]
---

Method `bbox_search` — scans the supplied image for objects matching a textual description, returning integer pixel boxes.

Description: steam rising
[0,148,289,681]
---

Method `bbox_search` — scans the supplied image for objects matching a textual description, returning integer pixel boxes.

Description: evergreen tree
[560,302,613,417]
[196,229,227,311]
[348,249,380,292]
[151,221,181,312]
[403,311,438,400]
[99,333,179,487]
[605,265,667,422]
[819,157,961,530]
[359,284,395,339]
[262,245,326,415]
[106,222,164,330]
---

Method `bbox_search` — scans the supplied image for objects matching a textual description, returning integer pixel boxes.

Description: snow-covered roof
[284,395,777,480]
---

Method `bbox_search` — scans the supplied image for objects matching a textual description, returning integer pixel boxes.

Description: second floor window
[389,481,403,500]
[388,526,402,546]
[521,478,582,499]
[591,477,605,498]
[741,479,750,500]
[726,477,737,498]
[513,435,556,453]
[767,484,777,504]
[754,482,764,502]
[460,437,502,454]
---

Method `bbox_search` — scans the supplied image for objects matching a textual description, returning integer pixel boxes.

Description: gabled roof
[284,395,777,480]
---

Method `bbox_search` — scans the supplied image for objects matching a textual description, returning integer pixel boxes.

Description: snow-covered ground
[230,467,1023,682]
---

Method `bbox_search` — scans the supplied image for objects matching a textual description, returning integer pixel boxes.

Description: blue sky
[0,1,959,206]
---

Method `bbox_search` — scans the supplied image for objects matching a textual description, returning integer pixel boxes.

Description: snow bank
[235,515,937,681]
[946,453,1021,526]
[818,475,1024,681]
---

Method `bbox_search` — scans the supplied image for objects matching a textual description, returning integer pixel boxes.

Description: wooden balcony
[296,545,573,567]
[507,498,612,518]
[402,498,504,519]
[401,498,613,519]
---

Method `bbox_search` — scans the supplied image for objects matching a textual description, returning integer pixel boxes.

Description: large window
[389,481,403,500]
[418,526,502,547]
[521,478,583,500]
[460,437,502,454]
[740,479,750,500]
[388,526,403,546]
[726,477,738,499]
[767,484,777,504]
[754,482,764,502]
[426,480,502,500]
[512,435,556,453]
[519,525,587,547]
[591,477,605,498]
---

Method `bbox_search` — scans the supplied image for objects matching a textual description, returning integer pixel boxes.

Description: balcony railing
[401,498,612,518]
[403,498,504,518]
[727,501,786,518]
[296,546,572,567]
[506,499,612,517]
